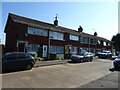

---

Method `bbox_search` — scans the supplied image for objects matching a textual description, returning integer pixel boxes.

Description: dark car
[71,52,94,63]
[113,56,120,70]
[1,52,36,72]
[98,51,112,59]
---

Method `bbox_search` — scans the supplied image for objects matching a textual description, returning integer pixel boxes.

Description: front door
[18,43,25,52]
[43,45,47,57]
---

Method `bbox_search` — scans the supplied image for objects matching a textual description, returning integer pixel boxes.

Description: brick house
[4,13,112,58]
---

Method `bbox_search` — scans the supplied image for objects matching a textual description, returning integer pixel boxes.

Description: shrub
[50,53,56,60]
[37,47,43,57]
[34,57,43,62]
[56,57,64,60]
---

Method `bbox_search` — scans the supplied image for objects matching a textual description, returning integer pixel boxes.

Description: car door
[16,53,30,69]
[2,53,17,71]
[84,53,89,61]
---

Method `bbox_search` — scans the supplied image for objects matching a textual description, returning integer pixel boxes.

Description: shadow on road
[1,69,29,74]
[67,61,81,64]
[109,68,120,72]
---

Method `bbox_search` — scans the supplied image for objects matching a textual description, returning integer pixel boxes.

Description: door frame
[43,45,47,58]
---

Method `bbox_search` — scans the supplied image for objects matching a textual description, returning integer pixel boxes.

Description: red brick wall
[69,40,80,47]
[28,35,48,45]
[50,39,65,46]
[5,17,17,52]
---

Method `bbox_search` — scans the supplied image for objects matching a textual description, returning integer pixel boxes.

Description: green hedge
[56,57,64,60]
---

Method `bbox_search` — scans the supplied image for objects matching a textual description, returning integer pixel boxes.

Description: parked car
[71,52,94,62]
[95,52,101,56]
[98,51,112,59]
[113,56,120,70]
[1,52,36,72]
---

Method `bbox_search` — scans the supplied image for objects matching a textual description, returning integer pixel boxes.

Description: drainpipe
[16,42,19,52]
[88,38,90,52]
[48,29,50,59]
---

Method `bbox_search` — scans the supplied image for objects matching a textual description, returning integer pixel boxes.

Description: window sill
[50,38,65,41]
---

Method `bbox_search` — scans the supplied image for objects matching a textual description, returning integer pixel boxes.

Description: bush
[56,57,64,60]
[37,47,43,57]
[50,53,56,60]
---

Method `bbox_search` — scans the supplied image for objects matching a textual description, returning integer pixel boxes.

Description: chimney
[54,14,58,26]
[78,26,83,32]
[94,32,97,36]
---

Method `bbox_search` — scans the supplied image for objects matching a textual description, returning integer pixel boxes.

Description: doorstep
[34,59,70,67]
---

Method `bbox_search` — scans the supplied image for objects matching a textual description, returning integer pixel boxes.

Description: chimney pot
[54,15,58,26]
[78,26,83,32]
[94,32,97,36]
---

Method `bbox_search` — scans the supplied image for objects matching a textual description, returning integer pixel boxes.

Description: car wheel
[25,64,33,70]
[90,58,93,62]
[80,59,83,63]
[114,65,119,70]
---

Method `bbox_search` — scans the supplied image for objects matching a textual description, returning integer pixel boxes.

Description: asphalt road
[2,58,119,88]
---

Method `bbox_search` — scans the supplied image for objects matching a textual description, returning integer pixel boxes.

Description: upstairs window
[97,40,101,44]
[80,37,89,44]
[103,42,107,46]
[70,35,79,41]
[108,43,111,46]
[50,31,64,40]
[28,27,48,37]
[90,39,96,44]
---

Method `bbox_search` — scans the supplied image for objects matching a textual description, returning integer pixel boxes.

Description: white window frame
[70,35,79,41]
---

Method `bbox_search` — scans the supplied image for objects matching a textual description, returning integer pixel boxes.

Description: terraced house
[4,13,112,58]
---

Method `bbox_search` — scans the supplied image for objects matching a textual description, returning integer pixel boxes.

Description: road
[2,59,119,88]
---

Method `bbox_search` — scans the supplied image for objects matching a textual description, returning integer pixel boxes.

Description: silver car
[71,52,94,63]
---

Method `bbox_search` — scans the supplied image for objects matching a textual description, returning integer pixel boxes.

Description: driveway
[2,59,118,88]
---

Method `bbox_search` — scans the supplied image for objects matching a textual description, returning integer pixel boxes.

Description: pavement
[34,56,99,67]
[34,59,69,67]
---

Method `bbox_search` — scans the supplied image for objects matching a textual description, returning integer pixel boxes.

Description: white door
[43,45,47,57]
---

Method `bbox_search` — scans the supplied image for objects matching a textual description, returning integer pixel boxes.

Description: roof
[6,13,111,42]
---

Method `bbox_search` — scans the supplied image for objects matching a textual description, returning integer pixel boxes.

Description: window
[80,48,88,52]
[50,31,64,40]
[80,37,89,44]
[27,44,40,52]
[70,46,78,54]
[50,46,64,54]
[108,43,111,46]
[28,27,48,36]
[90,39,96,44]
[70,35,79,41]
[103,42,106,46]
[97,40,101,44]
[17,53,29,59]
[4,54,17,60]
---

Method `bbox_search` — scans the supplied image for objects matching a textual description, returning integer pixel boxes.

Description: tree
[111,33,120,51]
[37,47,43,57]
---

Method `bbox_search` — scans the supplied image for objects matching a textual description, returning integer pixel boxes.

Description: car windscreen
[102,51,107,53]
[116,57,120,59]
[77,53,85,56]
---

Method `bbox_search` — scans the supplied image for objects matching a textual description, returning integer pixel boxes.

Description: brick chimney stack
[94,32,97,36]
[78,26,83,32]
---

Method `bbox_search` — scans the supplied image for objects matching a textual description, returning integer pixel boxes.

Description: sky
[1,1,118,44]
